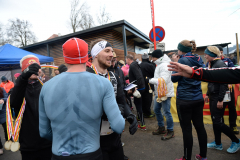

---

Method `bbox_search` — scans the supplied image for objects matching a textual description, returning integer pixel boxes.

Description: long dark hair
[0,87,3,98]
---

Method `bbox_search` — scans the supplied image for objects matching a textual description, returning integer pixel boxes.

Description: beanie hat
[20,55,40,72]
[151,49,163,58]
[142,53,149,59]
[62,38,88,64]
[217,46,223,51]
[58,64,68,73]
[1,76,7,82]
[204,46,220,57]
[14,73,21,78]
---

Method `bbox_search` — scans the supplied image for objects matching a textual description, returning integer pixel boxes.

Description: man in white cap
[38,38,125,160]
[87,38,138,160]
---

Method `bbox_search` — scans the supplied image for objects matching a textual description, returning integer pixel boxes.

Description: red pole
[150,0,156,50]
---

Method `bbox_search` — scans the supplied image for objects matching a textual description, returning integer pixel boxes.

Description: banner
[171,82,240,126]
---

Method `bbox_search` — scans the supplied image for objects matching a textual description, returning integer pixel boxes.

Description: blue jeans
[154,96,174,131]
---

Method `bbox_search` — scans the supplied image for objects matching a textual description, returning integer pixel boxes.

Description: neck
[67,64,86,72]
[92,61,107,74]
[129,60,133,65]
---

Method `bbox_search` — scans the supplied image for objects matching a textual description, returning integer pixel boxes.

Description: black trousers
[223,88,237,128]
[0,122,8,149]
[134,90,145,126]
[176,99,207,160]
[209,95,239,145]
[21,147,52,160]
[100,132,124,160]
[52,148,102,160]
[141,90,153,116]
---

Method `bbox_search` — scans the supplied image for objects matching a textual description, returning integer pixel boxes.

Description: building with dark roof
[22,20,152,66]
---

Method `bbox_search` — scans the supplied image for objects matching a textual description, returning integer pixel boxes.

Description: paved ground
[0,108,240,160]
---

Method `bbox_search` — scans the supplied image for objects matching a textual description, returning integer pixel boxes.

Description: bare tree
[7,18,37,47]
[69,0,95,32]
[0,23,11,46]
[97,6,111,25]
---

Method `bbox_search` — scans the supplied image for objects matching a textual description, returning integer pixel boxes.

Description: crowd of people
[0,37,239,160]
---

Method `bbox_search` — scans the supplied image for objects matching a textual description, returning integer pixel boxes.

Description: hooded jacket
[0,80,14,93]
[171,52,204,100]
[107,63,125,88]
[149,54,174,97]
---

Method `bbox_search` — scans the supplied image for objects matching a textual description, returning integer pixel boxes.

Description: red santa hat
[20,55,40,72]
[62,38,88,64]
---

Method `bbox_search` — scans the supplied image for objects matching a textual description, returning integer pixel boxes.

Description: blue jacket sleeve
[171,59,185,82]
[39,86,52,141]
[103,80,125,134]
[227,59,235,67]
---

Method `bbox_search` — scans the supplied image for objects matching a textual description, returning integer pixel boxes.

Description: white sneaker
[0,148,3,155]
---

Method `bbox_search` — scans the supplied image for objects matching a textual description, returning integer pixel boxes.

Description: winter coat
[206,59,228,101]
[171,52,204,100]
[140,59,155,91]
[0,88,8,124]
[10,75,52,151]
[129,61,145,90]
[0,80,14,93]
[149,54,174,97]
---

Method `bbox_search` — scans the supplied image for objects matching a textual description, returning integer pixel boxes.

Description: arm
[103,80,125,134]
[10,76,28,114]
[149,66,171,85]
[171,59,186,82]
[116,75,138,135]
[168,62,240,84]
[39,87,52,141]
[116,75,131,118]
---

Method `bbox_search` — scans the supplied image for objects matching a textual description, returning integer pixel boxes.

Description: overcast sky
[0,0,240,51]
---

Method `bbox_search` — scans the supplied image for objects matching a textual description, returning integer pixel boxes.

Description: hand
[168,62,193,78]
[118,104,125,116]
[145,77,150,83]
[217,101,223,109]
[0,99,4,104]
[22,63,41,80]
[204,96,209,103]
[127,114,138,135]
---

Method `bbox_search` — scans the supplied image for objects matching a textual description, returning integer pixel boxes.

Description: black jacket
[10,75,52,151]
[129,61,145,90]
[87,67,132,118]
[140,59,155,91]
[108,64,126,88]
[207,60,228,101]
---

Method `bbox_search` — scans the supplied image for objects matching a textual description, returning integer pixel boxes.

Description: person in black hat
[58,64,68,74]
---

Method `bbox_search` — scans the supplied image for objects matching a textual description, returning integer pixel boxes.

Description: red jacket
[0,80,14,93]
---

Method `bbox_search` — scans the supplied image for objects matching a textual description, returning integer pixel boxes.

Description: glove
[118,104,125,116]
[21,63,41,80]
[145,77,150,83]
[127,114,138,135]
